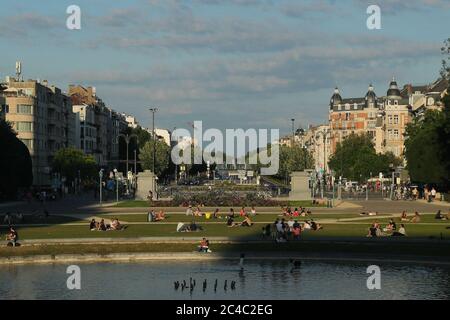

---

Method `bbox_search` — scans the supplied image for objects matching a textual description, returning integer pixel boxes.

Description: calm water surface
[0,260,449,300]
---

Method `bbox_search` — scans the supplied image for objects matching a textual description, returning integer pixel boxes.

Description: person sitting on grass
[400,211,409,222]
[98,219,107,231]
[198,238,211,253]
[392,224,407,237]
[228,208,235,219]
[302,220,312,231]
[110,218,124,231]
[367,223,378,237]
[194,207,203,217]
[241,215,253,227]
[310,219,323,231]
[186,205,193,216]
[250,207,256,216]
[226,215,234,227]
[89,219,97,231]
[239,207,246,217]
[293,208,299,217]
[435,210,447,220]
[383,219,397,232]
[6,227,19,247]
[213,208,220,219]
[410,211,421,223]
[155,210,166,221]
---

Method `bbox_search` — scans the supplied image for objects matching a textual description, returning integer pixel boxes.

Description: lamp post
[117,133,138,176]
[291,118,295,147]
[99,169,104,205]
[113,168,119,203]
[149,108,158,174]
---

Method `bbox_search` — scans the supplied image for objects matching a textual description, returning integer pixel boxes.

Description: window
[16,122,33,132]
[17,104,32,114]
[394,129,399,139]
[388,115,393,124]
[394,115,399,124]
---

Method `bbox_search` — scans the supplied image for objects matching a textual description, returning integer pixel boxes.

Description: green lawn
[99,213,362,223]
[4,221,449,240]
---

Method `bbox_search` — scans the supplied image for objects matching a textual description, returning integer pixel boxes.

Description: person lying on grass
[228,215,253,227]
[176,221,203,232]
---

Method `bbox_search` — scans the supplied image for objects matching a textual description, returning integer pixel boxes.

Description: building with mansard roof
[328,77,448,162]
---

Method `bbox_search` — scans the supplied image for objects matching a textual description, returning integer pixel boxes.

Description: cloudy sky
[0,0,449,135]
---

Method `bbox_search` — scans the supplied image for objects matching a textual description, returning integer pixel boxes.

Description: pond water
[0,260,449,300]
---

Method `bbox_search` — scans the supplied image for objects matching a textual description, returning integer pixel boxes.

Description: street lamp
[99,169,104,205]
[117,133,138,176]
[149,108,158,174]
[113,168,119,203]
[291,118,295,147]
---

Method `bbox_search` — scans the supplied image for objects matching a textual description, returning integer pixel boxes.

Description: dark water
[0,260,449,300]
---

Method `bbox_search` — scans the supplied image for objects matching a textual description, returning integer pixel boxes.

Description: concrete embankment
[2,251,450,266]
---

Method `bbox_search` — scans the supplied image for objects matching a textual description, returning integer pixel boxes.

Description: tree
[52,148,97,184]
[404,39,450,186]
[277,145,314,179]
[0,120,33,198]
[405,110,448,184]
[328,133,401,182]
[139,140,170,177]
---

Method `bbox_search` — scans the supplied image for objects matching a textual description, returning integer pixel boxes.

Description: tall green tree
[328,133,401,182]
[277,145,314,179]
[0,120,33,198]
[139,140,170,177]
[52,148,97,183]
[405,111,447,184]
[404,38,450,186]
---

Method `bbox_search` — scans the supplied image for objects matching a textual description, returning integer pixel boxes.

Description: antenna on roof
[15,61,22,81]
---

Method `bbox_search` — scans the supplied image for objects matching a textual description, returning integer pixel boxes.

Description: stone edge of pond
[2,252,450,266]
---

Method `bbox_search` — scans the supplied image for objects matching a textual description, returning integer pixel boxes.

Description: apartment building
[2,77,76,186]
[69,85,127,168]
[328,77,448,161]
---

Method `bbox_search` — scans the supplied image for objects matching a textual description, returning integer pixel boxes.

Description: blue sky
[0,0,449,135]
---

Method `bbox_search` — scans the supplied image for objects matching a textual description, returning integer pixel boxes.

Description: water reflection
[0,260,449,300]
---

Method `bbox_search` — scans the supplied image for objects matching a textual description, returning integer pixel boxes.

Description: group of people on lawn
[262,217,323,242]
[367,219,407,237]
[89,218,124,231]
